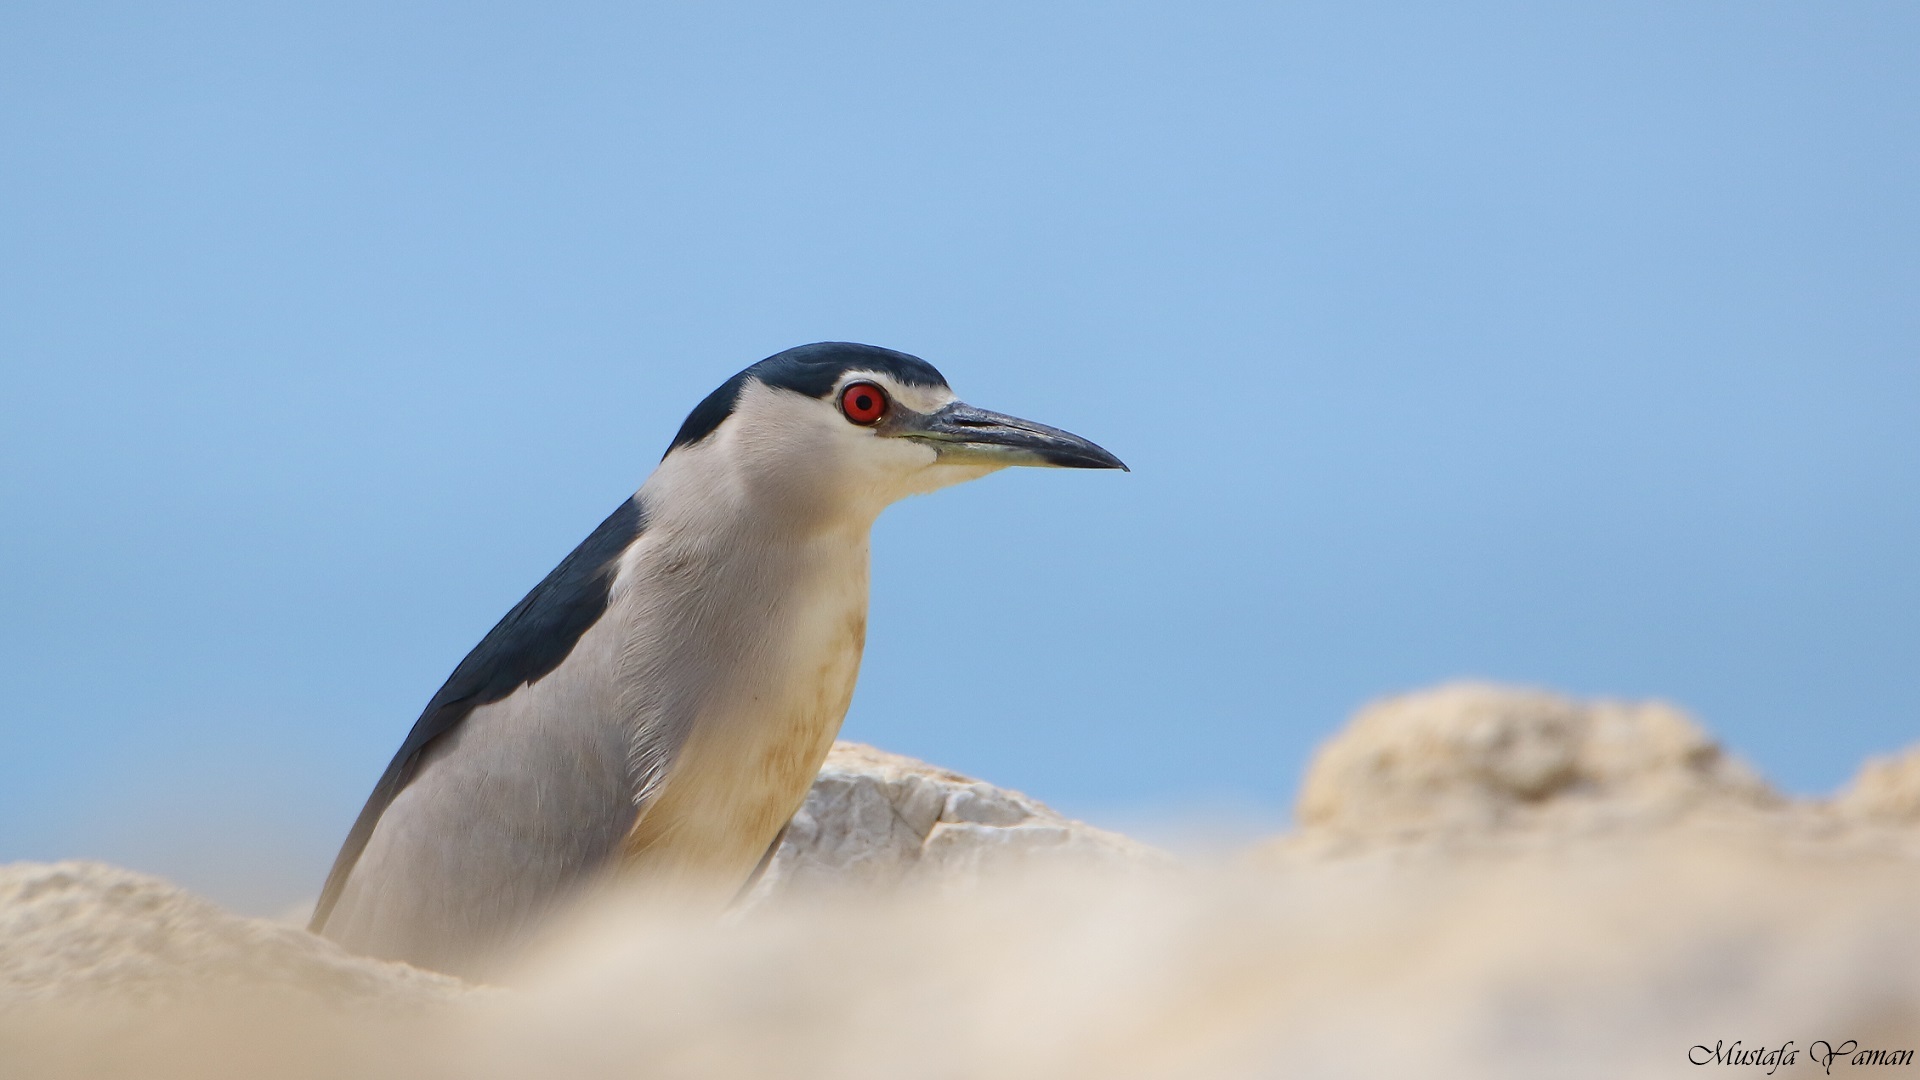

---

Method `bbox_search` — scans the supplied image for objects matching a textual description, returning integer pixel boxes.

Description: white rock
[749,742,1160,898]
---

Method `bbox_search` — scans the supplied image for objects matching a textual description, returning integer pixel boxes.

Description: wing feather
[308,495,647,932]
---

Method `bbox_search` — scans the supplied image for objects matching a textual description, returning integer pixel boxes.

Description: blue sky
[3,2,1916,912]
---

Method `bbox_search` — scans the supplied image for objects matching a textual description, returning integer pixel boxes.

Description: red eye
[840,381,887,425]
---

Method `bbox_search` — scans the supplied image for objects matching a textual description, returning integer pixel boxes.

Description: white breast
[618,534,869,899]
[607,423,879,901]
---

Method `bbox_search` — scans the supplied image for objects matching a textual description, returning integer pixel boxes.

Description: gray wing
[311,497,648,976]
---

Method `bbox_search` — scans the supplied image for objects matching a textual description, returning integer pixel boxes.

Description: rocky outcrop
[751,742,1159,900]
[7,689,1920,1080]
[1273,683,1784,859]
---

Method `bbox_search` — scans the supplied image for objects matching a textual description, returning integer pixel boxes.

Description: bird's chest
[614,533,870,891]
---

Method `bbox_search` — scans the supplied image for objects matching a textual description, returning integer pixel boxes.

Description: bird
[308,342,1125,977]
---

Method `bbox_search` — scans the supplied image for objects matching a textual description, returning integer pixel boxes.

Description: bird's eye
[839,382,888,425]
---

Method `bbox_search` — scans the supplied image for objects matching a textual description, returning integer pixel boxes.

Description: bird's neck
[640,430,891,545]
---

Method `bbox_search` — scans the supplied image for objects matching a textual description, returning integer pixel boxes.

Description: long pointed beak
[892,402,1128,471]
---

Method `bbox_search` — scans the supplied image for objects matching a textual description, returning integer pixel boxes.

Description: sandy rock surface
[0,860,463,1005]
[4,688,1918,1080]
[1269,682,1920,867]
[1834,744,1920,824]
[1290,682,1776,841]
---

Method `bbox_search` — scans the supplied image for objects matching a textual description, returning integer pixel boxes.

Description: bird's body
[311,344,1122,977]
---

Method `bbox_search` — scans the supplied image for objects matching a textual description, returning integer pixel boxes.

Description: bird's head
[654,342,1126,529]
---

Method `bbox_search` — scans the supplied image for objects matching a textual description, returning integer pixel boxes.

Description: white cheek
[848,432,935,495]
[888,437,940,470]
[842,431,996,506]
[892,459,1003,499]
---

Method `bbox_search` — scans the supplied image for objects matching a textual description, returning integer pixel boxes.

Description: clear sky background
[4,2,1916,913]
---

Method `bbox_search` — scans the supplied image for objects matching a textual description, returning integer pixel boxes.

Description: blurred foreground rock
[0,860,464,1005]
[4,690,1918,1080]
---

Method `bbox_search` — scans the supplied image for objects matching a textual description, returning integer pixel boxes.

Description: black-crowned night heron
[309,342,1125,976]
